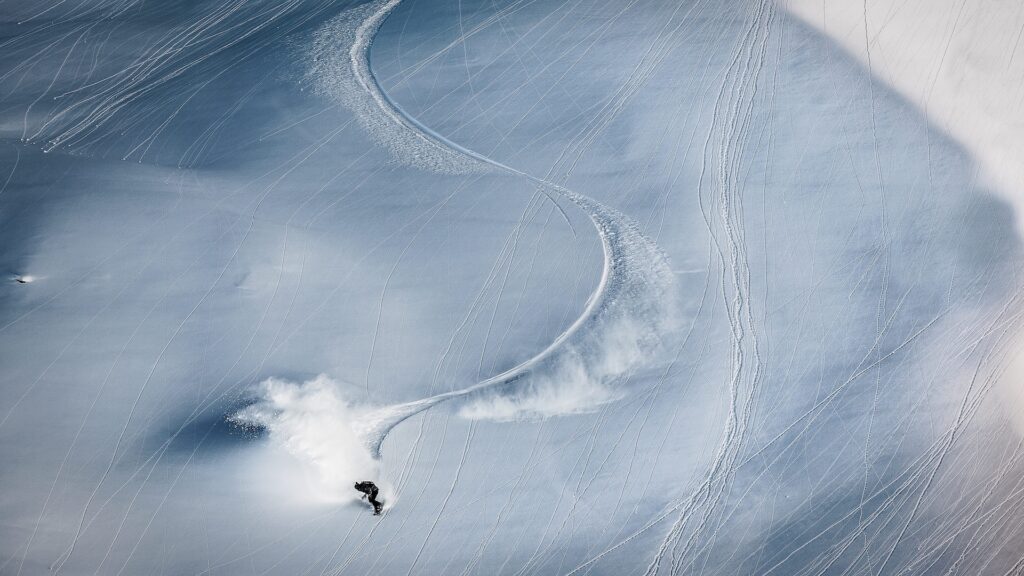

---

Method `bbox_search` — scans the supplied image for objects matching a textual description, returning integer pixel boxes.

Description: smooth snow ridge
[258,0,678,461]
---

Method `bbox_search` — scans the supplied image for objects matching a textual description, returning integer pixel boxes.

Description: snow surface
[2,0,1024,574]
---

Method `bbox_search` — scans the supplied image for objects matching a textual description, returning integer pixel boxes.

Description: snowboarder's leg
[369,495,383,515]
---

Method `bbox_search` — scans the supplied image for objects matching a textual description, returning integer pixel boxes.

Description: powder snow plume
[230,375,387,504]
[458,311,662,421]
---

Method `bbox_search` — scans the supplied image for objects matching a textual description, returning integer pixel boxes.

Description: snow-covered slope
[786,0,1024,226]
[2,0,1024,574]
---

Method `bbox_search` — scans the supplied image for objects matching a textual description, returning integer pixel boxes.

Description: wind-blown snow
[459,313,652,421]
[229,375,384,503]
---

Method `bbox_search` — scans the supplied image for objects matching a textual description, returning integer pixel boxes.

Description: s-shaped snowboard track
[313,0,676,458]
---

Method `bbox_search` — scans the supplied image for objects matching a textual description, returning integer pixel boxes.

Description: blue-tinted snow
[1,0,1022,574]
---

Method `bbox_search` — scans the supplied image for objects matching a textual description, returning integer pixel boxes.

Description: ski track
[308,0,676,459]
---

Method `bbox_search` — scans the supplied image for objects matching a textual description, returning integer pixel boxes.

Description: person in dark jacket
[354,481,383,515]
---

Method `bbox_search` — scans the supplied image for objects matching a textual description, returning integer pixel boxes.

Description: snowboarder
[354,481,383,515]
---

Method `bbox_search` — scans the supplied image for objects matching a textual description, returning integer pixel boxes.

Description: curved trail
[314,0,675,457]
